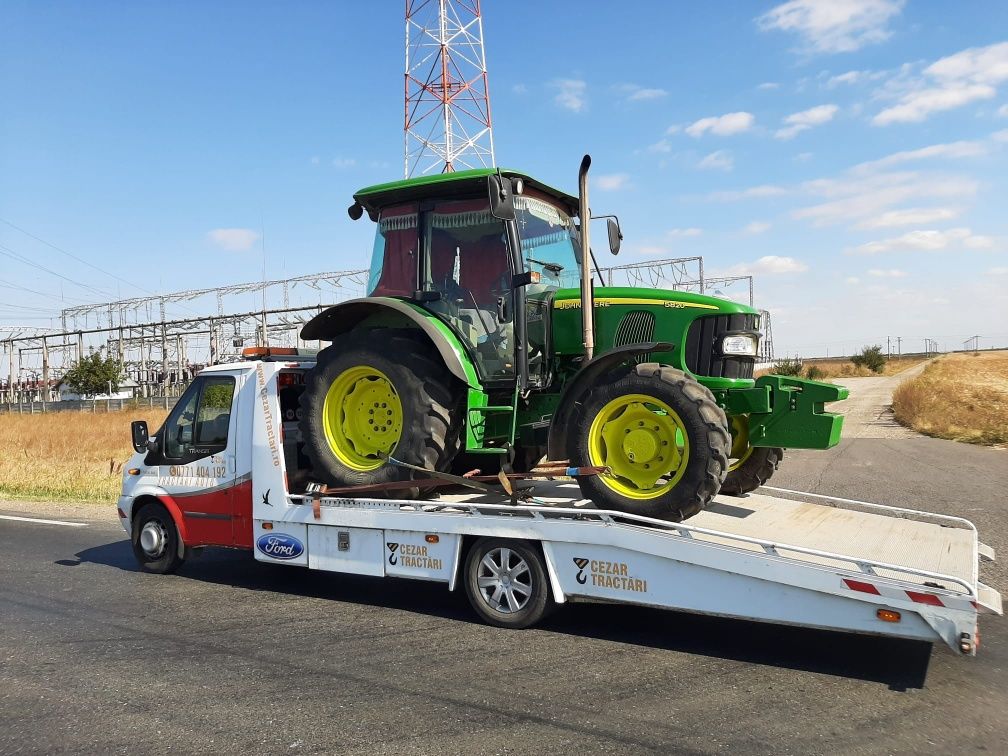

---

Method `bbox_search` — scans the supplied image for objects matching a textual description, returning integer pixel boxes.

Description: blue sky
[2,0,1007,356]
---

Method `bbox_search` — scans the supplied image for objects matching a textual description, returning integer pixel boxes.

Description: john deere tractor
[298,157,846,520]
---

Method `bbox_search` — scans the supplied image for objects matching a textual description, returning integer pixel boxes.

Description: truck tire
[569,363,730,521]
[722,447,783,496]
[464,538,550,629]
[132,502,184,574]
[300,331,463,490]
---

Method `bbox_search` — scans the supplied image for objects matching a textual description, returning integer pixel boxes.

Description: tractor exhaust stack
[578,155,595,360]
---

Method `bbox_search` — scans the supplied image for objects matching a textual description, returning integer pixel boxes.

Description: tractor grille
[613,311,655,362]
[684,313,759,379]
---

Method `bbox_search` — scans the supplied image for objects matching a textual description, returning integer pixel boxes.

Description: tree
[61,350,124,398]
[851,345,886,374]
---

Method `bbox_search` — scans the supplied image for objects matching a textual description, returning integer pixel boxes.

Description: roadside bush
[851,345,886,374]
[771,356,804,376]
[805,365,824,380]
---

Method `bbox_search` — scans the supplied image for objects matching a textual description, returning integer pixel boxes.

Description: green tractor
[298,157,847,520]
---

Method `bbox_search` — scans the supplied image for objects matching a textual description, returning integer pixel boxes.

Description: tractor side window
[424,198,514,381]
[368,203,418,297]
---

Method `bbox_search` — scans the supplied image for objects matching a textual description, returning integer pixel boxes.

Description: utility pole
[896,336,901,358]
[887,336,891,358]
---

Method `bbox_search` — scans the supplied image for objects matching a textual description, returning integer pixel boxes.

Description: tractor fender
[300,297,478,387]
[546,342,675,461]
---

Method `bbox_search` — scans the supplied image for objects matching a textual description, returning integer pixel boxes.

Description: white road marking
[0,514,87,528]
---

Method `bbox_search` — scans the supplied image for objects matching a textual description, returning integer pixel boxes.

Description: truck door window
[161,376,235,460]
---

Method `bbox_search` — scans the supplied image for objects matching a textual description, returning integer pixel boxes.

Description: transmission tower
[404,0,495,177]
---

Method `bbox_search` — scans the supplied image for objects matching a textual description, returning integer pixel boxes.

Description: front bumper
[721,374,848,449]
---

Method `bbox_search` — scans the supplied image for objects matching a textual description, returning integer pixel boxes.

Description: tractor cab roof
[353,168,579,218]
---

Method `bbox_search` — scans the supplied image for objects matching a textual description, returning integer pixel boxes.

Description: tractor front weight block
[733,375,848,450]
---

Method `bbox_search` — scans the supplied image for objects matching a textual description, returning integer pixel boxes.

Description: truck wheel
[300,331,463,489]
[722,417,783,495]
[464,538,550,629]
[570,363,730,521]
[131,502,184,574]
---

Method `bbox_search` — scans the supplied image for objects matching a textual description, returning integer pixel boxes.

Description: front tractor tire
[570,363,731,521]
[300,332,463,490]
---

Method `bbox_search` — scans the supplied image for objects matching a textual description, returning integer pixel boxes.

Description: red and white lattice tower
[404,0,495,177]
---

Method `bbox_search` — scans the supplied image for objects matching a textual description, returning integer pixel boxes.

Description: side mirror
[488,174,516,221]
[131,420,149,454]
[607,217,622,255]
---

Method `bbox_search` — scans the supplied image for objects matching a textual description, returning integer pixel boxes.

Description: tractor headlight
[721,334,758,356]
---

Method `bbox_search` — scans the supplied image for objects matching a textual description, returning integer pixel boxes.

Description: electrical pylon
[404,0,495,177]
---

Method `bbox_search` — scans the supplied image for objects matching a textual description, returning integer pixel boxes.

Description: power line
[0,243,115,299]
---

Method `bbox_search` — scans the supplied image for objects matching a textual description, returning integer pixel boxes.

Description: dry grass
[804,355,932,379]
[892,351,1008,445]
[0,408,168,502]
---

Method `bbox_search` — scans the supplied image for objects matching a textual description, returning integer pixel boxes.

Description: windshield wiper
[526,258,564,274]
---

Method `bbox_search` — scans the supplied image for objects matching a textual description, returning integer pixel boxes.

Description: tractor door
[422,198,516,383]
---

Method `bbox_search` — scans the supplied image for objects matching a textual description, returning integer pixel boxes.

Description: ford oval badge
[256,532,304,560]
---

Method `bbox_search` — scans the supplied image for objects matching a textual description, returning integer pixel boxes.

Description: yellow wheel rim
[728,415,754,473]
[587,394,689,500]
[322,365,403,471]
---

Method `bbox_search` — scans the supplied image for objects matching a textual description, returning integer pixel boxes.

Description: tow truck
[118,349,1001,657]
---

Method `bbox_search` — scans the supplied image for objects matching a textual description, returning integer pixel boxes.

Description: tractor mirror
[488,174,516,221]
[511,271,534,288]
[347,202,364,220]
[607,218,622,255]
[131,420,149,454]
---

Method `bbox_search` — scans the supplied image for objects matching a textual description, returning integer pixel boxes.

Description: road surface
[828,362,928,439]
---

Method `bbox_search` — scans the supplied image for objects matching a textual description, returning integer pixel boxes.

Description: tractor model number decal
[572,557,648,593]
[386,542,442,570]
[553,298,719,310]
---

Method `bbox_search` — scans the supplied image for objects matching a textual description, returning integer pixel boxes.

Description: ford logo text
[256,533,304,560]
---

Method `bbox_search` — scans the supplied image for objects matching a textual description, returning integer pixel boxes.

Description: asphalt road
[2,376,1006,755]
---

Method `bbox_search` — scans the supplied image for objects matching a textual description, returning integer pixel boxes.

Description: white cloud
[595,173,630,191]
[665,125,681,135]
[793,171,978,226]
[988,266,1008,275]
[845,276,861,284]
[873,42,1008,125]
[667,228,703,238]
[512,83,528,95]
[618,84,668,101]
[795,151,814,162]
[647,138,673,153]
[993,128,1008,142]
[553,79,587,112]
[851,227,993,254]
[999,104,1008,117]
[775,104,838,139]
[756,0,905,54]
[868,268,907,277]
[207,228,260,252]
[826,69,879,87]
[722,256,809,275]
[743,221,772,234]
[708,184,789,201]
[852,139,987,172]
[856,207,960,229]
[685,111,755,137]
[332,157,356,168]
[698,150,734,171]
[757,82,780,90]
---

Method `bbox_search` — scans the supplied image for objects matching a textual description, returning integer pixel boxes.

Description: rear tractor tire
[299,331,463,491]
[569,363,731,521]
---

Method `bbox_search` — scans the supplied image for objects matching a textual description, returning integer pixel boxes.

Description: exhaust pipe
[578,155,594,359]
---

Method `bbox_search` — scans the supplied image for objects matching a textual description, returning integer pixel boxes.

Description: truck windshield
[514,194,581,289]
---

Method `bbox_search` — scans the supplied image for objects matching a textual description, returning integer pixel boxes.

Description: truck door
[154,373,239,546]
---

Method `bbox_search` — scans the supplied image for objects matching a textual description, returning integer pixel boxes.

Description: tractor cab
[352,169,592,388]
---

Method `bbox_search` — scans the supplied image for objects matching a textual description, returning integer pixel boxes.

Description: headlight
[721,334,758,356]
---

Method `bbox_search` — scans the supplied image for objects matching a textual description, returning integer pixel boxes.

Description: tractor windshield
[514,193,581,290]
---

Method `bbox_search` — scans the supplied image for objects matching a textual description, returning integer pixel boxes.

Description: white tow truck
[118,350,1002,656]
